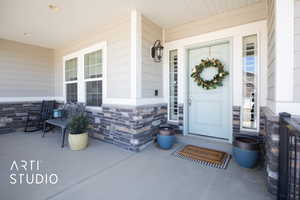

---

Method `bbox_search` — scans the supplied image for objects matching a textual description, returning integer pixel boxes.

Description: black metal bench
[41,103,86,148]
[43,119,69,148]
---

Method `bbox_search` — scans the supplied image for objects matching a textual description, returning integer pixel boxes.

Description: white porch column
[271,0,299,114]
[130,9,142,102]
[274,0,294,102]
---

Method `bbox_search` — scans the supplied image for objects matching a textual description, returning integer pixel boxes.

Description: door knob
[188,97,192,106]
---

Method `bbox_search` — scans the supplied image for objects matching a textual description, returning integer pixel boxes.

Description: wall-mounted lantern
[151,40,164,62]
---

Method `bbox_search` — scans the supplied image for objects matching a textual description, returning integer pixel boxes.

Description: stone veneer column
[88,104,167,152]
[262,108,300,197]
[262,107,280,195]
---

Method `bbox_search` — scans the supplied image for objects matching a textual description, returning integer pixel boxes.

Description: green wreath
[191,58,229,90]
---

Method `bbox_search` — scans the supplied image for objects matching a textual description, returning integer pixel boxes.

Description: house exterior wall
[0,39,54,99]
[267,0,276,106]
[53,16,131,99]
[165,1,266,43]
[141,16,163,98]
[294,0,300,101]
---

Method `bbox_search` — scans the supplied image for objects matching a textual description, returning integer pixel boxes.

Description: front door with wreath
[188,42,231,140]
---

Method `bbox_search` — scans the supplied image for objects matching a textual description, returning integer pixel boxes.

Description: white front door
[188,42,231,140]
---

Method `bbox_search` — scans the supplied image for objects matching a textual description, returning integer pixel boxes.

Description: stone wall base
[262,107,279,196]
[0,102,42,134]
[87,104,167,152]
[0,101,167,152]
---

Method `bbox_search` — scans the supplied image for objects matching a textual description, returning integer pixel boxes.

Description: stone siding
[262,108,300,198]
[178,103,184,131]
[0,101,167,152]
[261,107,280,196]
[0,101,62,134]
[88,104,168,152]
[232,106,241,136]
[0,102,42,134]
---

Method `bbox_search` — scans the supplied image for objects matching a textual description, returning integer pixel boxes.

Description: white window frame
[240,34,260,133]
[64,57,78,103]
[63,41,107,110]
[167,49,179,123]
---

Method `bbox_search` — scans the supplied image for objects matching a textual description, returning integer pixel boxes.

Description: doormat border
[172,144,231,169]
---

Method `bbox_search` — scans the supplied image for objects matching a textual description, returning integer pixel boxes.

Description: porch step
[175,134,233,154]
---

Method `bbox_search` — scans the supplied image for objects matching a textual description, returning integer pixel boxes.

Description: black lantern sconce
[151,40,164,62]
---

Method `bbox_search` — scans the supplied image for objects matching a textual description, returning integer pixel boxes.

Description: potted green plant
[68,113,89,150]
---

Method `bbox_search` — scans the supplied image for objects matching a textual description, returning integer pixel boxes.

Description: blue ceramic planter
[233,136,260,168]
[157,134,175,149]
[233,147,259,168]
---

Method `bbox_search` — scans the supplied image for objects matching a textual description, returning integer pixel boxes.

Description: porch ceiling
[0,0,262,49]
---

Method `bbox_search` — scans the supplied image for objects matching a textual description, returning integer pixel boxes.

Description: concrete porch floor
[0,132,273,200]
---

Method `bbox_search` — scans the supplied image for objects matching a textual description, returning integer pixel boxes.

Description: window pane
[169,50,178,121]
[66,83,78,103]
[242,35,258,130]
[65,58,77,81]
[86,81,102,107]
[84,50,102,79]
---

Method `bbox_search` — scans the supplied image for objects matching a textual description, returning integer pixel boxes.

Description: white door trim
[183,38,233,143]
[164,20,267,143]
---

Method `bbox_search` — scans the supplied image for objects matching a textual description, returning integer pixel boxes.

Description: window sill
[86,106,103,112]
[168,120,179,125]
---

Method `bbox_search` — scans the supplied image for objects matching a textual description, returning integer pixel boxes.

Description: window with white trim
[65,58,78,103]
[86,80,102,106]
[63,43,105,107]
[169,50,178,121]
[84,50,102,79]
[66,83,78,103]
[241,34,258,130]
[65,58,78,81]
[84,50,103,107]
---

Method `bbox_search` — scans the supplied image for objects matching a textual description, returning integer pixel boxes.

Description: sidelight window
[169,50,179,121]
[241,35,258,130]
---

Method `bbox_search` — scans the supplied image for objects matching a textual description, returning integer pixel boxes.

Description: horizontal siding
[295,0,300,101]
[165,1,267,42]
[0,39,54,97]
[267,0,276,102]
[54,17,131,99]
[141,16,163,98]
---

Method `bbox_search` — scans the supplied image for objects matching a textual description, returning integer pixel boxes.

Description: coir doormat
[173,145,231,169]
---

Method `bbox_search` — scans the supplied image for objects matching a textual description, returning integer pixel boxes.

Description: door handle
[188,97,192,106]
